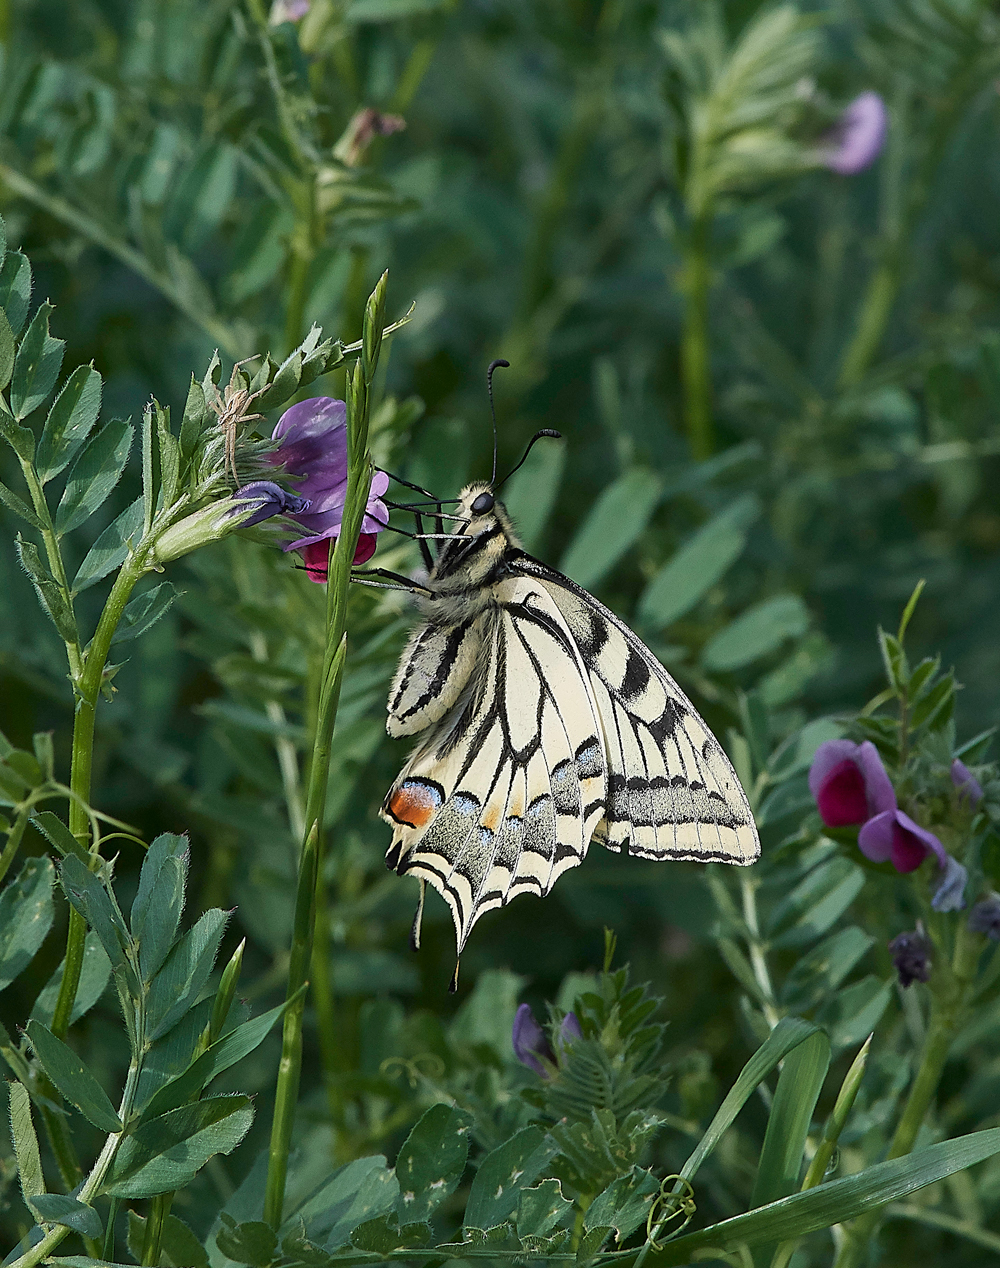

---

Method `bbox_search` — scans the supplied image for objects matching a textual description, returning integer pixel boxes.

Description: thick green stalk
[680,213,713,461]
[51,554,147,1039]
[832,922,983,1268]
[264,275,388,1228]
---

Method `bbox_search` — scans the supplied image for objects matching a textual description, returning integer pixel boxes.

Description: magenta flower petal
[809,739,896,827]
[857,809,897,863]
[229,480,310,527]
[893,811,947,871]
[821,91,888,175]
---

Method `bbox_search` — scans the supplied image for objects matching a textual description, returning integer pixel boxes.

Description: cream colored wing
[381,576,608,951]
[514,556,759,865]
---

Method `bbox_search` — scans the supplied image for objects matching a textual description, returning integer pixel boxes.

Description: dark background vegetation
[2,0,1000,1262]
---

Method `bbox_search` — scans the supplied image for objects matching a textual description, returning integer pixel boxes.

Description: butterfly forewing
[382,575,607,950]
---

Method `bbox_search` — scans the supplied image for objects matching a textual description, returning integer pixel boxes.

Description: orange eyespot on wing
[386,777,445,829]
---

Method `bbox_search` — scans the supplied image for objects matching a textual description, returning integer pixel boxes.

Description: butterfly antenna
[487,358,509,487]
[498,429,562,487]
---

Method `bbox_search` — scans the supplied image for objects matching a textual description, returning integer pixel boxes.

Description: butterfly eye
[471,491,495,516]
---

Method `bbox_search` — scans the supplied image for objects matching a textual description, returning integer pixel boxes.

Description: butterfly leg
[351,567,432,595]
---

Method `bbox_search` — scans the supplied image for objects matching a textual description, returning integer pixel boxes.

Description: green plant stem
[50,555,146,1040]
[832,922,983,1268]
[0,804,29,885]
[141,1191,173,1266]
[0,162,244,359]
[264,276,387,1229]
[284,185,318,357]
[18,461,83,681]
[836,252,901,390]
[680,212,713,461]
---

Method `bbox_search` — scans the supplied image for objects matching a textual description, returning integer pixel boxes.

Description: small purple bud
[931,855,968,913]
[821,92,888,175]
[969,895,1000,941]
[230,480,310,527]
[512,1004,554,1077]
[951,759,984,808]
[888,928,932,988]
[556,1012,582,1058]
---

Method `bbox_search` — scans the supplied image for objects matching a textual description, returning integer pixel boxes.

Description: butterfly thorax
[415,481,521,627]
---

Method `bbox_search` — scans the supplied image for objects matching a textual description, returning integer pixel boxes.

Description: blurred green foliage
[4,0,1000,1263]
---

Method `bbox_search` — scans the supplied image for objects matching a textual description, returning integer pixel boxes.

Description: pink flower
[808,739,897,827]
[821,92,888,175]
[264,396,389,582]
[859,809,967,910]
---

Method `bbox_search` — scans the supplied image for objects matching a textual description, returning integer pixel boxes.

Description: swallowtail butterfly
[379,474,760,985]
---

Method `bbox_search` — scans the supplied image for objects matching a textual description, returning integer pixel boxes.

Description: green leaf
[103,1094,253,1198]
[516,1178,572,1237]
[26,1020,123,1132]
[584,1167,659,1244]
[0,306,15,391]
[215,1217,277,1266]
[502,435,566,553]
[128,1211,209,1268]
[464,1126,556,1233]
[16,534,77,642]
[780,926,875,1012]
[31,1193,103,1240]
[283,1155,398,1249]
[130,832,189,983]
[110,582,178,646]
[60,854,130,971]
[345,0,446,18]
[35,365,103,482]
[55,418,133,535]
[72,495,144,591]
[817,975,893,1050]
[768,857,866,948]
[0,855,54,992]
[680,1017,820,1183]
[146,907,228,1040]
[31,931,112,1028]
[9,1079,45,1208]
[751,1031,829,1212]
[139,991,294,1120]
[31,810,90,863]
[395,1103,473,1224]
[702,593,811,672]
[560,468,662,591]
[350,1213,431,1253]
[640,1128,1000,1266]
[0,400,35,461]
[0,250,32,336]
[178,380,208,468]
[11,301,65,419]
[168,142,238,253]
[639,493,760,628]
[0,477,43,529]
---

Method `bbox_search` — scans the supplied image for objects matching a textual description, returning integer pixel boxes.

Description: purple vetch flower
[820,92,888,175]
[952,759,984,807]
[808,739,897,828]
[229,480,310,528]
[858,809,967,909]
[512,1004,555,1076]
[969,895,1000,940]
[888,928,932,988]
[264,396,390,582]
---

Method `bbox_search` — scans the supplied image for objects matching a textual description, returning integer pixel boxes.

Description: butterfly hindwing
[381,576,607,950]
[513,555,759,865]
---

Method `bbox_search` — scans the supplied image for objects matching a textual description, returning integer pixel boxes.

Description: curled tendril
[645,1176,697,1249]
[379,1053,446,1086]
